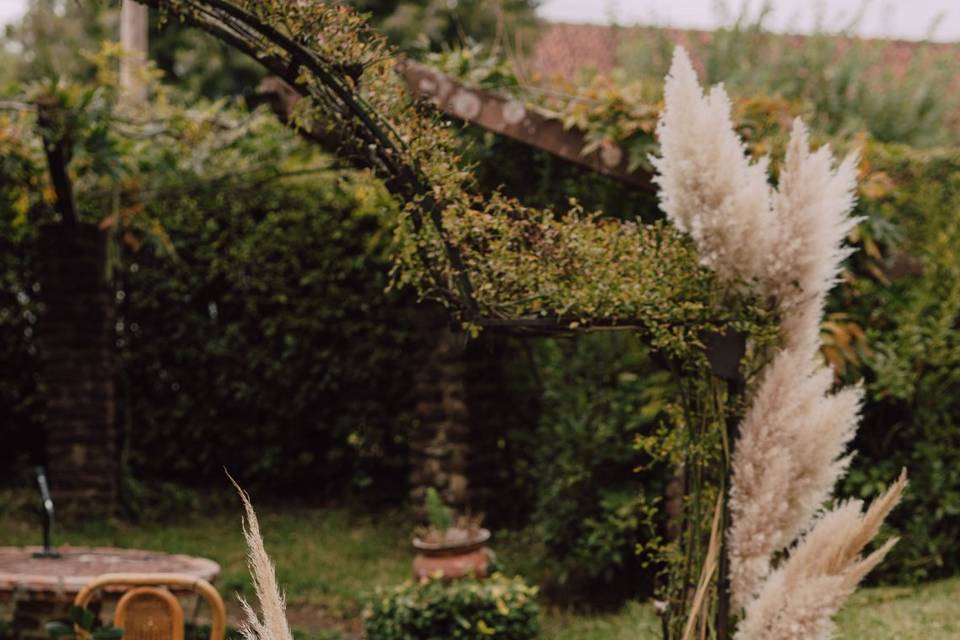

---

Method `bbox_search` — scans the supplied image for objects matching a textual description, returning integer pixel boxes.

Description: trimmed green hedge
[0,113,417,503]
[364,574,539,640]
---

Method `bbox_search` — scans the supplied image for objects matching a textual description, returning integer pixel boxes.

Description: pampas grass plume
[653,46,908,638]
[736,471,907,640]
[229,475,294,640]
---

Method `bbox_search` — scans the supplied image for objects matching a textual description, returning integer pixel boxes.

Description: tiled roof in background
[528,22,960,84]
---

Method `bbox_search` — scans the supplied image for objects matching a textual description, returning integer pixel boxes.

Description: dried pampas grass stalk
[653,46,908,638]
[681,492,724,640]
[727,348,862,609]
[228,475,294,640]
[651,47,774,287]
[736,471,907,640]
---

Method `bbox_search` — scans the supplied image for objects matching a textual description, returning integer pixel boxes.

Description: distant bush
[0,122,44,479]
[0,111,416,501]
[840,143,960,582]
[115,157,415,500]
[364,574,539,640]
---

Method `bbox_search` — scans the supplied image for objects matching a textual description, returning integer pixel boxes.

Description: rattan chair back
[74,573,225,640]
[114,587,184,640]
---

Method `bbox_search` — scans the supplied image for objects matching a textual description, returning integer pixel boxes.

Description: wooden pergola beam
[257,62,653,192]
[397,60,653,190]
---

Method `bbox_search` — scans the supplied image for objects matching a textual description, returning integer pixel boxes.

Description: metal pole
[716,374,744,640]
[32,467,60,559]
[702,330,746,640]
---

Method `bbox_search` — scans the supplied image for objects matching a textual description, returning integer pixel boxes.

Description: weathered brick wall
[5,592,72,640]
[35,223,117,519]
[409,308,472,516]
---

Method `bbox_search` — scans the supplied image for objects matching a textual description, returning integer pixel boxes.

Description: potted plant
[412,488,491,581]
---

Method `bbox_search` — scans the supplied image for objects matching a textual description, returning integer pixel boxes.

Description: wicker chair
[74,573,226,640]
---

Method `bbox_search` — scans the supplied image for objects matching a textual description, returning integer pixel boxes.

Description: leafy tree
[348,0,540,51]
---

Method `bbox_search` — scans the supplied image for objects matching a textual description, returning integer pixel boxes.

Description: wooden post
[258,65,655,193]
[120,1,149,104]
[397,60,653,191]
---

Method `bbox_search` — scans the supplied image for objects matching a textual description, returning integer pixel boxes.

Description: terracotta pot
[412,528,491,581]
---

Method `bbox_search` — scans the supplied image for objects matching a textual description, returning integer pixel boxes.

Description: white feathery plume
[651,47,774,286]
[229,477,294,640]
[736,471,907,640]
[727,109,864,610]
[652,46,907,637]
[727,347,861,609]
[762,119,861,352]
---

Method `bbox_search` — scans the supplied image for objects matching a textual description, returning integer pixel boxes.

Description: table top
[0,546,221,596]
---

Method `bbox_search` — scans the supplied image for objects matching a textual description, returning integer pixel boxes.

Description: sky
[1,0,959,43]
[0,1,26,27]
[539,0,960,42]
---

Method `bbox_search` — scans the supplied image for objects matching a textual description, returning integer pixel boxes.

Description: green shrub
[364,574,539,640]
[117,161,415,499]
[519,333,669,598]
[839,144,960,582]
[0,108,417,499]
[0,120,43,481]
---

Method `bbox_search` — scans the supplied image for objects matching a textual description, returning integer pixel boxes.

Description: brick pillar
[10,597,73,640]
[35,223,118,519]
[409,308,471,517]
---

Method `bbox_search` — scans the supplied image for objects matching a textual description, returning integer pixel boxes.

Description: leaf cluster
[46,606,123,640]
[363,573,539,640]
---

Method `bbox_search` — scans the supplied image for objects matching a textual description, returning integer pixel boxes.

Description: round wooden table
[0,546,220,640]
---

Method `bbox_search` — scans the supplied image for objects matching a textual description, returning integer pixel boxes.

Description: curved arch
[136,1,770,346]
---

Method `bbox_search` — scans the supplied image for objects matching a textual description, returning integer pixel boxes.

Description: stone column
[409,308,471,517]
[35,223,118,519]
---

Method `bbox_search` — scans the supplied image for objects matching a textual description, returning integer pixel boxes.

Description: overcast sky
[1,0,959,42]
[541,0,959,41]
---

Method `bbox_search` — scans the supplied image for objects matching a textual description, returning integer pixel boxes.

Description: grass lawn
[1,496,957,639]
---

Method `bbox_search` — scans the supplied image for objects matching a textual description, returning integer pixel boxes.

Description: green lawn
[1,494,957,639]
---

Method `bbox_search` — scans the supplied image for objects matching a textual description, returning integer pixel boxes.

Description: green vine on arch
[140,0,778,363]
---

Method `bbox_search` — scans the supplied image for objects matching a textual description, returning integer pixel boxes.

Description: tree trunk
[35,223,118,519]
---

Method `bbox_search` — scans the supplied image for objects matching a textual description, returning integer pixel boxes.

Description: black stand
[32,467,61,559]
[702,331,746,640]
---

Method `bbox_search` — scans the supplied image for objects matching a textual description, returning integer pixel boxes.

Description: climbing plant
[139,1,774,346]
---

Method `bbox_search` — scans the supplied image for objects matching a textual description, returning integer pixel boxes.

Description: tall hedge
[116,169,415,500]
[0,131,43,477]
[0,112,418,503]
[841,144,960,582]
